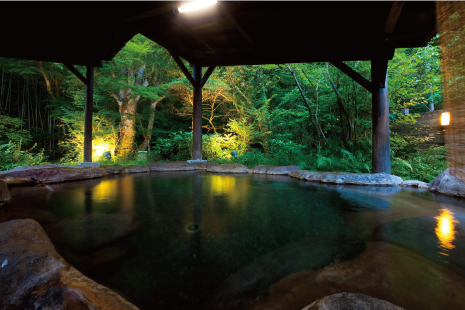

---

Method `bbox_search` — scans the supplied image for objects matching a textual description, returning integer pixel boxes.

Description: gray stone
[104,166,126,174]
[289,170,403,186]
[0,164,68,174]
[187,159,207,163]
[207,163,250,174]
[253,165,301,175]
[147,161,196,171]
[193,162,219,170]
[0,180,11,205]
[301,293,404,310]
[78,162,101,168]
[1,167,105,184]
[401,180,429,189]
[429,168,465,197]
[121,166,149,174]
[0,219,139,310]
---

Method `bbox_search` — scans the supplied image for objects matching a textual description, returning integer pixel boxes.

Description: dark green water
[2,171,465,310]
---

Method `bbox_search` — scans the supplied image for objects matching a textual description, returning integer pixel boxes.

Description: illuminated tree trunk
[117,97,139,153]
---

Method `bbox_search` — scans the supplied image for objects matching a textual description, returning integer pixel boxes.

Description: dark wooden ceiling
[0,1,436,67]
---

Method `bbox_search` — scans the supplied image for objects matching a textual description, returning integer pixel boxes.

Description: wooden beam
[192,65,203,160]
[219,5,256,48]
[421,25,437,46]
[64,63,87,85]
[124,5,173,23]
[170,52,197,87]
[83,66,94,162]
[385,1,405,33]
[200,66,216,88]
[330,61,372,92]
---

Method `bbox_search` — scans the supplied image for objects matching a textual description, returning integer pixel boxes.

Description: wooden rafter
[170,52,197,87]
[330,61,372,92]
[422,25,437,46]
[385,1,405,33]
[64,63,87,85]
[171,17,217,54]
[124,5,173,23]
[200,66,216,88]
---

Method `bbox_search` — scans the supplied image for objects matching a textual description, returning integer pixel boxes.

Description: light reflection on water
[435,208,458,255]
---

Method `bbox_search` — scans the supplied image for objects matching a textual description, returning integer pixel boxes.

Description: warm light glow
[435,208,458,255]
[441,112,451,126]
[178,0,217,13]
[211,175,236,194]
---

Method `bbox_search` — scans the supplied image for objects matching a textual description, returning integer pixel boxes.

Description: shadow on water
[2,172,465,310]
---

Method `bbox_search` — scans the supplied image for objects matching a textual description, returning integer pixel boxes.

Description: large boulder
[1,167,106,184]
[147,161,196,171]
[0,174,35,186]
[0,180,11,205]
[0,219,139,310]
[302,293,404,310]
[0,164,68,174]
[429,168,465,197]
[253,165,301,175]
[289,170,403,186]
[207,163,250,174]
[401,180,429,189]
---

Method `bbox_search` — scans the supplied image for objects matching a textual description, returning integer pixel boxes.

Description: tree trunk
[118,99,138,153]
[137,96,165,151]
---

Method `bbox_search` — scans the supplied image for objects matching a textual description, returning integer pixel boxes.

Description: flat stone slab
[289,170,403,186]
[0,174,35,186]
[121,166,149,174]
[2,167,106,184]
[429,168,465,197]
[193,162,219,170]
[0,219,139,310]
[207,163,250,173]
[0,180,11,205]
[401,180,429,189]
[302,293,404,310]
[78,162,101,168]
[104,166,126,174]
[147,161,196,171]
[253,165,301,175]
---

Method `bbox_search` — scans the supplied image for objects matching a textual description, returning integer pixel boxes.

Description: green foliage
[0,141,46,171]
[392,146,447,182]
[0,115,32,144]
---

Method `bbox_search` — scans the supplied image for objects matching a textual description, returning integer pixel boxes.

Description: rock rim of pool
[0,219,139,310]
[147,161,197,171]
[253,165,301,175]
[429,168,465,197]
[288,170,403,186]
[207,163,250,173]
[301,292,404,310]
[0,166,107,184]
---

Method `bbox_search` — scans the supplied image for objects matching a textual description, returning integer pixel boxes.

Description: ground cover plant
[0,35,445,182]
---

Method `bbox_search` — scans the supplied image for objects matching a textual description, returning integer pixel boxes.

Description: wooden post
[192,65,202,160]
[371,59,390,174]
[83,65,94,162]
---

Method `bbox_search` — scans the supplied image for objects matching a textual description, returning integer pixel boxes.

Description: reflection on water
[435,208,458,255]
[3,172,465,310]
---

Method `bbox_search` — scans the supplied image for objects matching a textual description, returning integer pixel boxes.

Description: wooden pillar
[192,65,202,160]
[83,66,94,162]
[371,60,390,174]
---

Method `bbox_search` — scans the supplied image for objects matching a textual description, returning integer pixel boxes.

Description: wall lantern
[441,112,451,126]
[178,0,217,13]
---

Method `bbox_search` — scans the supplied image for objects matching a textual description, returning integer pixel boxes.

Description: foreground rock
[429,168,465,197]
[0,219,139,310]
[148,161,196,171]
[216,234,365,308]
[253,165,301,175]
[0,180,11,205]
[0,174,35,186]
[401,180,429,189]
[0,164,68,174]
[302,293,404,310]
[104,166,126,174]
[1,167,106,183]
[249,242,465,310]
[289,170,403,186]
[207,163,250,174]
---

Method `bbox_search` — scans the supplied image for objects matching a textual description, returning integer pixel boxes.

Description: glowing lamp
[441,112,450,126]
[178,0,217,13]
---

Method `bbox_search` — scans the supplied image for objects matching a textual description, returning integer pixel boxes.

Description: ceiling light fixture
[178,0,217,13]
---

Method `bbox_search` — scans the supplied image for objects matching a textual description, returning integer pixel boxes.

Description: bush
[0,141,47,171]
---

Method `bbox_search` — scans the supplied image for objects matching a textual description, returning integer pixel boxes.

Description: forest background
[0,34,445,182]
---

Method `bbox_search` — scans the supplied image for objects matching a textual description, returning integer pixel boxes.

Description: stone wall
[390,110,446,149]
